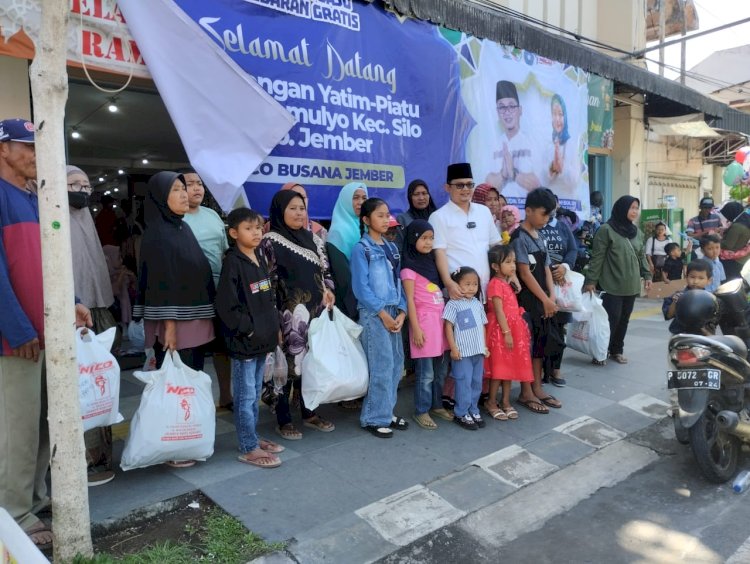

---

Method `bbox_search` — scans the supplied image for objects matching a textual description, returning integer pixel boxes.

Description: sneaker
[430,407,454,421]
[471,413,486,428]
[453,414,478,430]
[87,468,115,487]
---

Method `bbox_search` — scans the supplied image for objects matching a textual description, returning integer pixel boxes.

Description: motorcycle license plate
[666,369,720,390]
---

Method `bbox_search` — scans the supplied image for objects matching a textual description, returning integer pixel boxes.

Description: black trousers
[601,293,637,356]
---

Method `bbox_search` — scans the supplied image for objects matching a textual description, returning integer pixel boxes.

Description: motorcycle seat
[712,335,748,358]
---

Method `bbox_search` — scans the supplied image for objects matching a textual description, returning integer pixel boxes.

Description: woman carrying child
[484,245,533,420]
[443,267,489,430]
[351,198,409,438]
[401,220,451,430]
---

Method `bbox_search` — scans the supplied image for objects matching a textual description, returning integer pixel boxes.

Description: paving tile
[291,512,396,564]
[201,456,372,541]
[427,466,515,512]
[522,431,595,468]
[248,552,297,564]
[590,403,660,435]
[472,444,558,487]
[88,464,194,524]
[554,415,627,448]
[355,485,465,547]
[619,392,671,419]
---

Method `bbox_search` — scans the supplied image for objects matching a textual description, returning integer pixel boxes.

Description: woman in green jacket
[583,196,652,365]
[718,201,750,281]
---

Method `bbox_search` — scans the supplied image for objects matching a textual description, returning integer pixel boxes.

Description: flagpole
[29,0,93,559]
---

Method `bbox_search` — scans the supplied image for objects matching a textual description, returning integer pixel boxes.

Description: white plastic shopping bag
[121,351,215,471]
[555,269,585,312]
[76,327,123,432]
[127,319,145,351]
[566,292,610,362]
[302,307,368,411]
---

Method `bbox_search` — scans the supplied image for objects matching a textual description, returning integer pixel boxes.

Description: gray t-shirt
[512,228,550,268]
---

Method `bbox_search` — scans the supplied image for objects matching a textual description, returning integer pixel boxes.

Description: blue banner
[174,0,468,219]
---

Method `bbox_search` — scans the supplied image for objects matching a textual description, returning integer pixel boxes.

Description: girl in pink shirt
[400,220,450,430]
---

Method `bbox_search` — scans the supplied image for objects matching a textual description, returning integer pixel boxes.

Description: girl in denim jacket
[351,198,408,438]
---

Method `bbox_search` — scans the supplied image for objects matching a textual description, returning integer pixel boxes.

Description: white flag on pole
[117,0,294,212]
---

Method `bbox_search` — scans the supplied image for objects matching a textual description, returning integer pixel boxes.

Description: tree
[29,0,93,559]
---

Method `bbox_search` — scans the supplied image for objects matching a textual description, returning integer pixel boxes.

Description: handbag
[301,307,368,411]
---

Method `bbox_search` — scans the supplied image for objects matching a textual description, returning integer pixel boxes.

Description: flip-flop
[259,438,285,453]
[486,406,508,421]
[165,460,196,468]
[516,398,549,414]
[502,406,519,420]
[610,354,628,364]
[303,416,335,432]
[275,424,302,440]
[592,358,607,366]
[237,453,281,468]
[538,395,562,409]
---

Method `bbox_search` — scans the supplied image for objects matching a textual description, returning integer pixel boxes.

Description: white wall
[0,56,31,119]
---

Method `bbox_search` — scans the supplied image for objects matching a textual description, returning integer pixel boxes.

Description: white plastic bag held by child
[121,351,215,471]
[76,327,123,432]
[555,269,585,312]
[566,292,610,362]
[302,307,368,410]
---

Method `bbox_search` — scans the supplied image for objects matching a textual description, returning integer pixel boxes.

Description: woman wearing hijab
[133,171,216,371]
[326,181,368,320]
[719,201,750,280]
[263,182,328,242]
[395,179,437,250]
[584,196,652,365]
[261,190,336,440]
[67,165,119,486]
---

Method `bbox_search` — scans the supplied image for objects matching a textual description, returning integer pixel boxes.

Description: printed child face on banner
[551,101,565,136]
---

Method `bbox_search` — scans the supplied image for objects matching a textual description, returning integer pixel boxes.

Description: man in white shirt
[485,80,542,204]
[431,162,502,299]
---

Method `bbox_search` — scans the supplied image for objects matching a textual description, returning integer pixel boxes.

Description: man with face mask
[538,189,578,388]
[0,119,92,549]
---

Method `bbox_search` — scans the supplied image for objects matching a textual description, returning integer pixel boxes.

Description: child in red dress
[484,244,534,420]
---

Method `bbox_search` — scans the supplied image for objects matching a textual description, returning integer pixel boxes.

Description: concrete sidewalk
[91,298,671,562]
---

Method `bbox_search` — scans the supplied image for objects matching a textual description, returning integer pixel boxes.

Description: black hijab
[721,202,744,224]
[268,190,318,254]
[607,195,639,239]
[406,179,437,221]
[402,220,441,287]
[138,171,215,314]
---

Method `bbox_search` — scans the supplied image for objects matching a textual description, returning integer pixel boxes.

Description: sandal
[610,354,628,364]
[259,438,285,453]
[216,401,234,412]
[390,416,409,430]
[538,395,562,409]
[275,423,302,440]
[502,406,519,420]
[413,413,438,430]
[165,460,196,468]
[592,358,607,366]
[364,425,393,438]
[516,398,549,414]
[25,521,54,551]
[485,403,508,421]
[338,399,362,410]
[237,451,281,468]
[303,416,335,432]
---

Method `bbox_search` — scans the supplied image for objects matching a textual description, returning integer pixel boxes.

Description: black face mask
[68,191,91,209]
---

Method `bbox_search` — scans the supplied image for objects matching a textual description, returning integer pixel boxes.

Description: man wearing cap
[485,80,542,204]
[686,197,722,239]
[0,118,91,547]
[430,162,502,299]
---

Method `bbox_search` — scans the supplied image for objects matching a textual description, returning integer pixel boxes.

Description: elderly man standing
[0,118,91,549]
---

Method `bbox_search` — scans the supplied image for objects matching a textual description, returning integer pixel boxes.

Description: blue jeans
[414,353,449,415]
[232,357,265,453]
[451,355,484,418]
[359,306,404,428]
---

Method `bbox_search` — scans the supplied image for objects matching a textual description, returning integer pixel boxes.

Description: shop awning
[373,0,750,135]
[648,114,721,138]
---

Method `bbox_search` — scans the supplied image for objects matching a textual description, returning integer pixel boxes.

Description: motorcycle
[667,274,750,483]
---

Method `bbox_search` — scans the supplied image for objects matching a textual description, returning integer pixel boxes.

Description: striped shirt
[442,297,487,357]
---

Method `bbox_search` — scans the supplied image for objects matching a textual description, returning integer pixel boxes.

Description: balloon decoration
[726,151,750,201]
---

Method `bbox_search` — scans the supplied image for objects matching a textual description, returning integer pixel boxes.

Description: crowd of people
[7,110,747,549]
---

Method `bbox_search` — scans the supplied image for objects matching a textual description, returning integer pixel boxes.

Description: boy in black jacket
[216,208,283,468]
